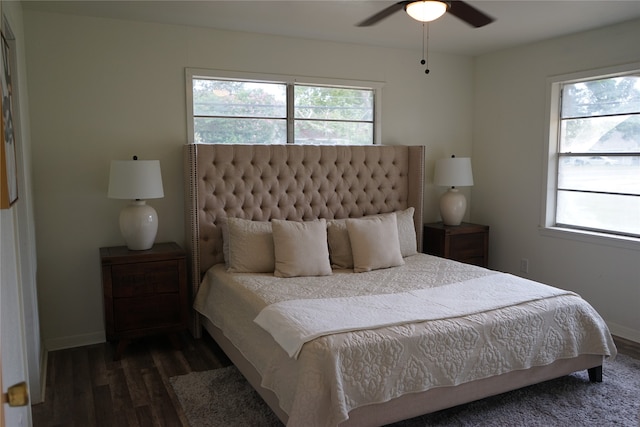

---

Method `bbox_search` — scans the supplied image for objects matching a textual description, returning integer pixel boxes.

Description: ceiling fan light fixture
[405,1,449,22]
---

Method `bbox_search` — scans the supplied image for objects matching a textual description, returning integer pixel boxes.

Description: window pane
[295,86,374,121]
[193,79,286,118]
[558,156,640,195]
[559,115,640,153]
[194,117,286,144]
[556,191,640,236]
[295,121,373,145]
[561,75,640,118]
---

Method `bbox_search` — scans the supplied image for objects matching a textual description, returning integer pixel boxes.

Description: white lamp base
[439,188,467,226]
[119,200,158,250]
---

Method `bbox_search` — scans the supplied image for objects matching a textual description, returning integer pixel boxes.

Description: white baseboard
[608,322,640,344]
[44,331,106,352]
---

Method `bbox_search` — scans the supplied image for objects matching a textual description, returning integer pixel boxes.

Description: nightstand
[100,242,188,360]
[423,222,489,267]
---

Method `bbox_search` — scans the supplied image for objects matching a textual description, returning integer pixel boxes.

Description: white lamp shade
[434,157,474,187]
[108,160,164,200]
[405,1,448,22]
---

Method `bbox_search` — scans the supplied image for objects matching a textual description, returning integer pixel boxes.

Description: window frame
[186,68,383,145]
[541,62,640,249]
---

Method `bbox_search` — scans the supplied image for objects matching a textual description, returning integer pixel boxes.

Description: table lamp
[433,155,474,226]
[108,156,164,250]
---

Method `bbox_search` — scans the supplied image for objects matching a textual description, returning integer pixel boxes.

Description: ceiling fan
[357,0,494,28]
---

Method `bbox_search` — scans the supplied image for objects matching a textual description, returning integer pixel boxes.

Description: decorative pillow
[220,217,230,268]
[272,219,332,278]
[226,218,275,273]
[395,207,418,257]
[327,207,417,269]
[346,214,404,273]
[327,219,352,269]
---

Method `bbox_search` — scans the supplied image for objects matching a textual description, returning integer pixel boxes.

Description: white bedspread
[255,273,574,358]
[193,254,617,427]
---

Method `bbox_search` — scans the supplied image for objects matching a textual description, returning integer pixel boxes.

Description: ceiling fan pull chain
[420,22,431,74]
[420,22,426,65]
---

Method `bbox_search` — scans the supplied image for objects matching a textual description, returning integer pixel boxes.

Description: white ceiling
[22,1,640,56]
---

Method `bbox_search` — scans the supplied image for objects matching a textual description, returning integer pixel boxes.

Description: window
[544,65,640,240]
[192,79,287,144]
[294,85,374,145]
[187,69,380,145]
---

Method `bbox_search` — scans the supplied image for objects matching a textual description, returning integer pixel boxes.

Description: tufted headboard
[184,144,425,329]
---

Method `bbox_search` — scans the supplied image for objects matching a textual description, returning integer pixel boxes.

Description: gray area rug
[170,355,640,426]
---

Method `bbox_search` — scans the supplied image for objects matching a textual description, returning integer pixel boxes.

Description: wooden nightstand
[423,222,489,267]
[100,242,188,360]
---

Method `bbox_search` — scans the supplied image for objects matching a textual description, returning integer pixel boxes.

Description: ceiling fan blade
[357,1,408,27]
[447,0,494,28]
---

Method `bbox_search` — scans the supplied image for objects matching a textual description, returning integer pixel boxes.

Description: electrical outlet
[520,258,529,273]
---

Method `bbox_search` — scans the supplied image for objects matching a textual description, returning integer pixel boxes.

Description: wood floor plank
[179,342,211,372]
[51,349,74,426]
[108,367,140,427]
[187,333,231,371]
[149,339,192,379]
[121,359,152,408]
[141,367,184,427]
[71,348,95,427]
[135,405,156,427]
[88,344,109,387]
[93,384,115,427]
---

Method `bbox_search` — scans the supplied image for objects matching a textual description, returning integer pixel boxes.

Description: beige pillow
[272,219,332,278]
[327,219,352,269]
[327,207,417,269]
[220,217,231,268]
[226,218,275,273]
[346,214,404,273]
[395,207,418,257]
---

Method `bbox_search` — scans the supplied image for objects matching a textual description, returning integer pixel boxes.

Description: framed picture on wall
[1,31,18,209]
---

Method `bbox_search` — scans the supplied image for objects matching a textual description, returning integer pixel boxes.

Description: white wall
[473,19,640,342]
[22,10,475,349]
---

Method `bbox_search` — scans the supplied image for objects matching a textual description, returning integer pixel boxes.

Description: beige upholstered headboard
[184,144,425,327]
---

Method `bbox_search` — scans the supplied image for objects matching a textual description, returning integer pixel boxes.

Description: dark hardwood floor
[32,334,639,427]
[31,333,231,427]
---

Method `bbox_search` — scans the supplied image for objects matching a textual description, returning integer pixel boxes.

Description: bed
[183,143,616,427]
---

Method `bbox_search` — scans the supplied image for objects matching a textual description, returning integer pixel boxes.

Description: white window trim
[540,61,640,250]
[185,68,384,145]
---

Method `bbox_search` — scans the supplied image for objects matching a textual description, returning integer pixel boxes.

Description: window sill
[539,226,640,251]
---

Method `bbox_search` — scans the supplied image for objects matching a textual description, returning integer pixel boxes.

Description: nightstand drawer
[113,294,182,331]
[450,233,485,259]
[111,260,180,297]
[423,222,489,267]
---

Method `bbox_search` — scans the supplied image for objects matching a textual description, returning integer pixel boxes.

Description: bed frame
[184,143,603,426]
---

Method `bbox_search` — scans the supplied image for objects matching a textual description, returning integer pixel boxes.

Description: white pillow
[327,207,417,269]
[226,218,274,273]
[272,219,332,278]
[346,214,404,273]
